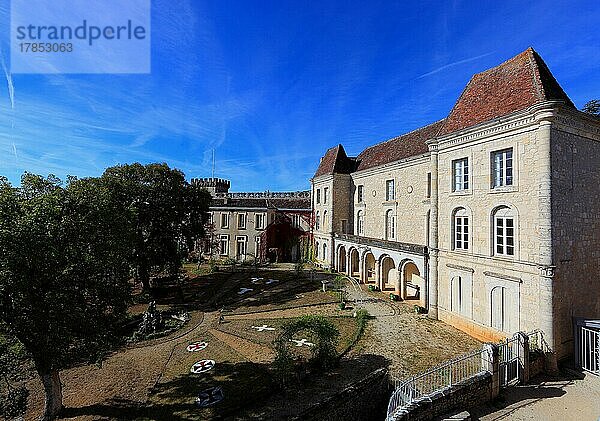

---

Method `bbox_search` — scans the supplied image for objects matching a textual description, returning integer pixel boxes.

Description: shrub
[272,315,340,389]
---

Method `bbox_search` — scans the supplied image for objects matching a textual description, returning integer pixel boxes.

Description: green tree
[101,163,211,290]
[582,99,600,116]
[0,325,29,419]
[0,174,133,420]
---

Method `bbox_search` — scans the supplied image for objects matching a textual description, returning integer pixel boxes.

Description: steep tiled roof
[313,144,355,178]
[439,47,574,136]
[354,120,445,171]
[314,48,574,176]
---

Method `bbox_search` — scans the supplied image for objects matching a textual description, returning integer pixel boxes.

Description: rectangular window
[495,216,515,256]
[236,236,247,258]
[357,185,364,203]
[291,214,300,227]
[316,189,321,204]
[491,148,513,188]
[221,213,229,229]
[324,187,329,204]
[386,180,395,201]
[451,276,463,313]
[255,213,265,230]
[255,236,261,255]
[237,213,246,229]
[427,173,431,198]
[452,158,469,191]
[340,219,347,234]
[455,215,469,250]
[219,235,229,255]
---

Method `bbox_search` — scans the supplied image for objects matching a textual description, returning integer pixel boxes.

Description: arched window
[453,208,469,250]
[315,241,319,259]
[323,243,328,261]
[385,209,395,240]
[493,207,515,256]
[323,210,328,231]
[315,211,320,230]
[357,210,364,236]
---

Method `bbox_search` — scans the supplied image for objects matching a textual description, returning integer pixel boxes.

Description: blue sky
[0,0,598,191]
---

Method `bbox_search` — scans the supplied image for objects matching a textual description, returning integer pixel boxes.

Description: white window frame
[255,213,265,230]
[323,210,328,231]
[357,185,364,203]
[494,207,515,256]
[385,209,395,240]
[491,148,513,188]
[219,234,229,256]
[386,180,395,201]
[237,213,247,229]
[316,189,321,204]
[357,210,364,236]
[451,276,463,314]
[452,158,469,192]
[454,208,469,250]
[221,212,229,229]
[491,286,508,331]
[254,236,261,256]
[324,187,329,204]
[315,211,320,230]
[236,235,247,258]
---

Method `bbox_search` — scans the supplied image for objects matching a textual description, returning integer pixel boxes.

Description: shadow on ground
[145,268,334,313]
[60,354,390,421]
[469,370,583,420]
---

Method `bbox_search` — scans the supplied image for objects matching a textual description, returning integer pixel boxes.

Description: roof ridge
[525,48,546,102]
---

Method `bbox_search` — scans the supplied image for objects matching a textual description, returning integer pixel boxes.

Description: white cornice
[351,153,430,179]
[432,102,571,151]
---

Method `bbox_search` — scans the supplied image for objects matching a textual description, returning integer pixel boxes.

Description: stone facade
[310,48,600,360]
[193,178,311,262]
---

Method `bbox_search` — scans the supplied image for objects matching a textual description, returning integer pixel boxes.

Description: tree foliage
[273,315,340,388]
[0,174,134,419]
[582,99,600,116]
[100,163,211,289]
[0,325,29,418]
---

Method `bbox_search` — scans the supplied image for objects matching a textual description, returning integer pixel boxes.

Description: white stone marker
[252,324,275,332]
[290,338,314,347]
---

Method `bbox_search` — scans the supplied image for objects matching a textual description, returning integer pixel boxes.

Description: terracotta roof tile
[354,120,444,171]
[313,144,355,178]
[439,47,574,135]
[314,48,574,175]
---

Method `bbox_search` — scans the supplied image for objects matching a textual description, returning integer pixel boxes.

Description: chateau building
[311,48,600,360]
[192,178,311,262]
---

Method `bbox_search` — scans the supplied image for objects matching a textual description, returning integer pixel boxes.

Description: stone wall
[350,155,430,245]
[291,368,390,421]
[550,110,600,359]
[390,372,493,421]
[436,115,545,343]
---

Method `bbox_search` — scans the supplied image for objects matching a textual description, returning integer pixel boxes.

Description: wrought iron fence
[386,347,490,420]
